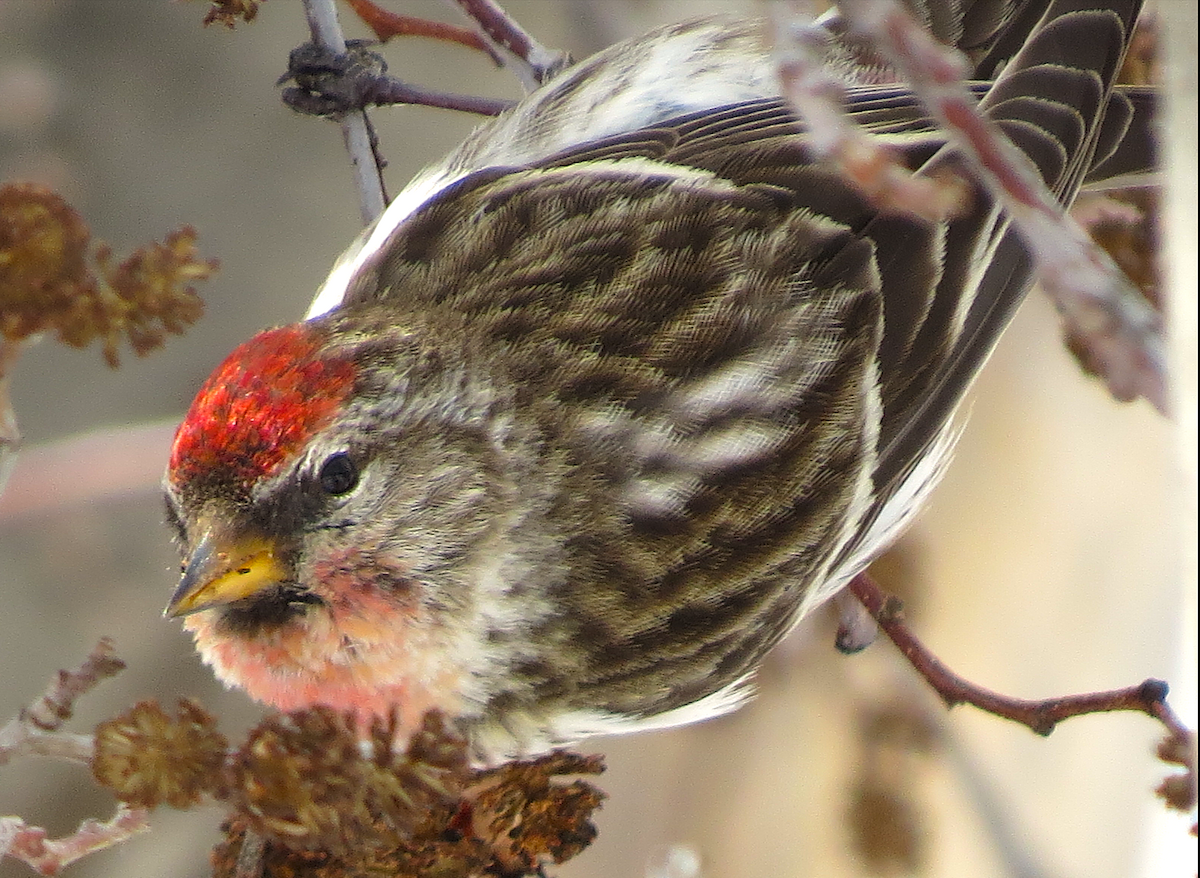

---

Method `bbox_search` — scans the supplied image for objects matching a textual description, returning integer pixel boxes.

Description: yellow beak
[164,529,289,617]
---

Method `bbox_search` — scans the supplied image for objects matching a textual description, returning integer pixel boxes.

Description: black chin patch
[215,587,324,637]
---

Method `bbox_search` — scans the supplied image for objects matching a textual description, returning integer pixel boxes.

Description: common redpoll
[165,1,1150,761]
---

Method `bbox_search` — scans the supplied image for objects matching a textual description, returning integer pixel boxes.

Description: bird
[164,1,1150,762]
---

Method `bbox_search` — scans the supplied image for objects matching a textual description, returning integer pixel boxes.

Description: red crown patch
[169,324,357,494]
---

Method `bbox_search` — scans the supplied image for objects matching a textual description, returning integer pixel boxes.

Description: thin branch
[0,420,174,523]
[848,572,1192,741]
[283,63,515,118]
[349,76,513,116]
[833,588,880,653]
[448,0,569,90]
[0,805,151,877]
[0,643,152,874]
[0,338,22,500]
[839,0,1168,413]
[233,828,266,878]
[769,6,968,223]
[301,0,388,224]
[0,638,124,767]
[1159,0,1199,830]
[344,0,503,65]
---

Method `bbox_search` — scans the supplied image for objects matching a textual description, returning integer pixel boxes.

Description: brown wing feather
[344,161,882,712]
[333,0,1147,720]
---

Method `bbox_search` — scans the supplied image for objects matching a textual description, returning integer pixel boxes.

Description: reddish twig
[1,805,151,877]
[0,643,153,874]
[839,0,1167,414]
[233,828,267,878]
[355,76,512,115]
[449,0,569,91]
[284,4,515,139]
[833,588,880,653]
[17,638,125,733]
[848,571,1190,740]
[0,420,175,523]
[770,7,968,223]
[357,78,512,115]
[851,568,1197,822]
[343,0,502,64]
[0,638,125,767]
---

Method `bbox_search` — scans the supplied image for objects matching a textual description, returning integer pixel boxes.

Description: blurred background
[0,2,1192,877]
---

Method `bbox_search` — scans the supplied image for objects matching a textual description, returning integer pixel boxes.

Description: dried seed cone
[92,698,227,809]
[225,708,471,857]
[212,710,605,876]
[0,181,210,363]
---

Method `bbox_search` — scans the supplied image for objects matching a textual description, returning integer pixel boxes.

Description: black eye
[318,452,359,495]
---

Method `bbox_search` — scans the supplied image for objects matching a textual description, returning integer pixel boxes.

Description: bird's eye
[318,452,359,495]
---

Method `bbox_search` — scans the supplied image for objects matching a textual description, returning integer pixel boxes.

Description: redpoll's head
[164,314,526,734]
[167,323,357,510]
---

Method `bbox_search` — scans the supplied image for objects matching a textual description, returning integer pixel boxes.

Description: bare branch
[233,829,267,878]
[344,0,503,64]
[350,77,512,116]
[1,805,151,877]
[301,0,388,224]
[770,6,968,223]
[0,338,22,500]
[848,572,1193,743]
[0,638,124,768]
[282,56,515,118]
[839,0,1168,413]
[448,0,569,90]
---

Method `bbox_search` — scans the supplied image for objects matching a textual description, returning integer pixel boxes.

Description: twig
[0,338,22,500]
[0,805,151,877]
[833,588,879,653]
[0,638,124,767]
[283,60,515,118]
[839,0,1168,413]
[769,6,968,223]
[0,420,175,523]
[349,76,513,116]
[233,828,266,878]
[301,0,388,224]
[448,0,569,90]
[288,0,516,116]
[0,643,151,874]
[344,0,503,64]
[1159,0,1199,830]
[848,572,1191,740]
